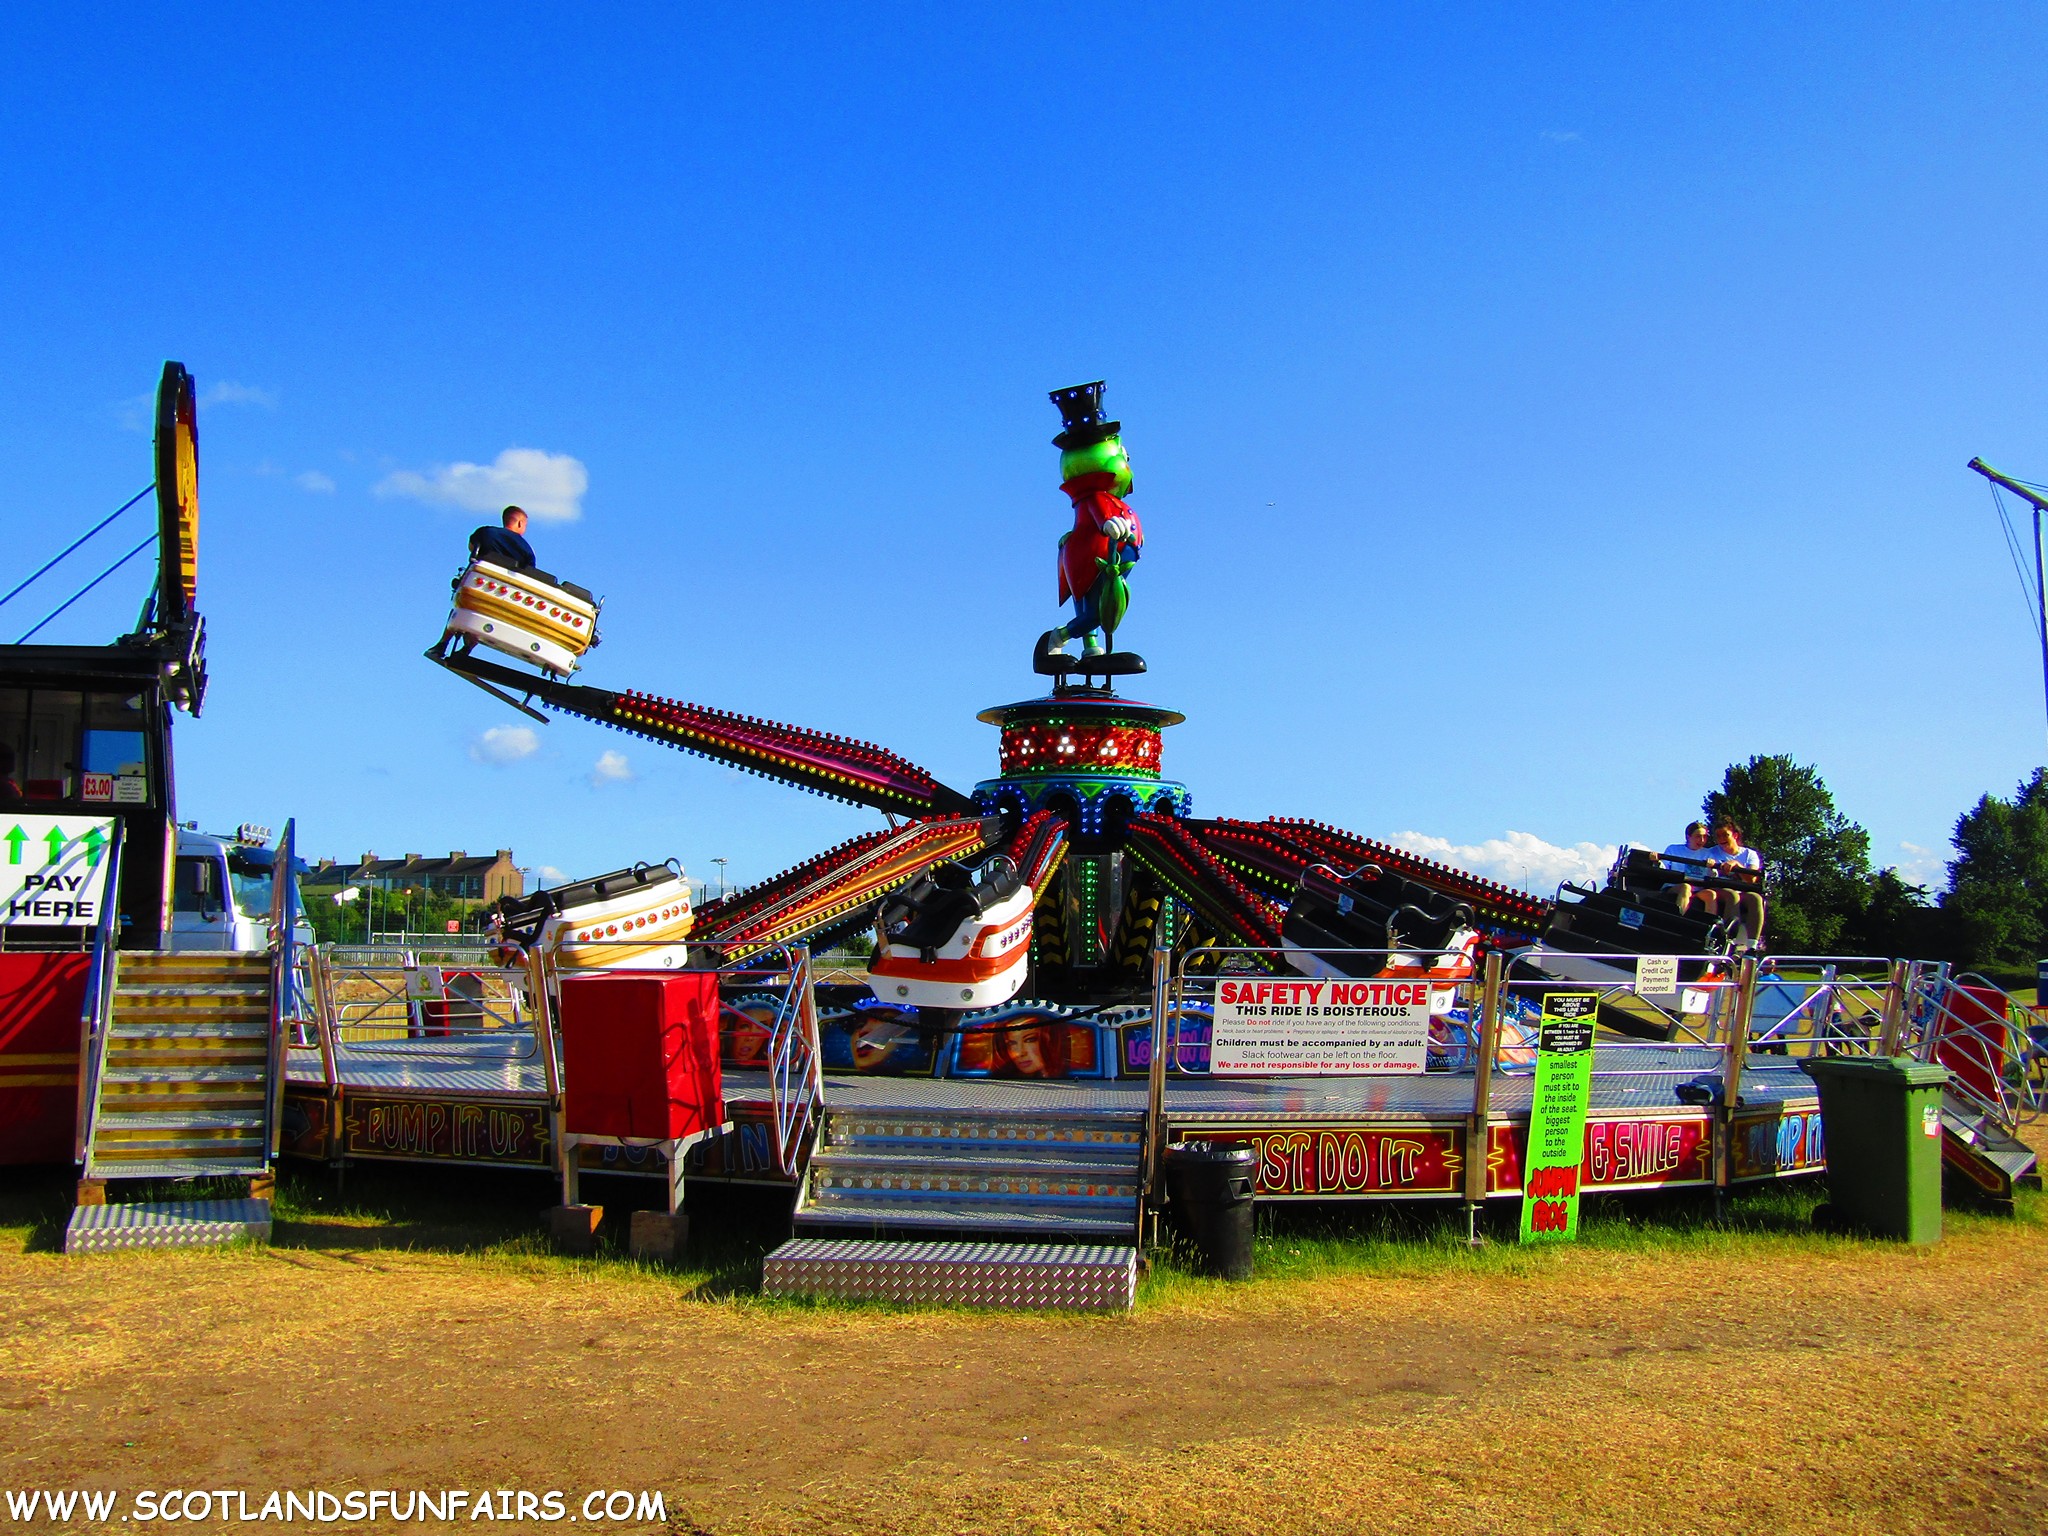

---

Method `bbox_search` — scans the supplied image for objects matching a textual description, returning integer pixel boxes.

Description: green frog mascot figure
[1036,381,1146,677]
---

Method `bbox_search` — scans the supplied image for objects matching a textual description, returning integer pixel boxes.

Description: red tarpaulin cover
[559,972,722,1141]
[0,953,89,1165]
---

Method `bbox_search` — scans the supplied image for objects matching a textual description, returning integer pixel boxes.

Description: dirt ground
[2,1162,2044,1536]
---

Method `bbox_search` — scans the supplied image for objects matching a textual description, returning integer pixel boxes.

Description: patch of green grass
[1137,1179,2045,1302]
[12,1153,2039,1320]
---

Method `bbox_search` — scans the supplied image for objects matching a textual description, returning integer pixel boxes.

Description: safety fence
[1144,943,2045,1209]
[283,932,2040,1200]
[290,937,824,1181]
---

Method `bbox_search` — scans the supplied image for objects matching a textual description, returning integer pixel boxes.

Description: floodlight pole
[1967,457,2048,752]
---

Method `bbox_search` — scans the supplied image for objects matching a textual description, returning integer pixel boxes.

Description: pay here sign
[2,815,117,926]
[1211,977,1432,1075]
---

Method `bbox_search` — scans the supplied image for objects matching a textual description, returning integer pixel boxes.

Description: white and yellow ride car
[441,559,601,677]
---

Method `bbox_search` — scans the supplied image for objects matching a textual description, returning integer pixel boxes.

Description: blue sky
[4,7,2046,896]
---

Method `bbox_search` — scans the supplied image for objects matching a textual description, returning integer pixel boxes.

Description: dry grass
[0,1149,2042,1535]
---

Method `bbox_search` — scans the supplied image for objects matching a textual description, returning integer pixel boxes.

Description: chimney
[449,850,466,860]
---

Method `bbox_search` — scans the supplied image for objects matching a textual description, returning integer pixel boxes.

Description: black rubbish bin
[1164,1140,1257,1280]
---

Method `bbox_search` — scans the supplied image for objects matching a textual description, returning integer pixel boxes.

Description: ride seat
[883,860,1021,953]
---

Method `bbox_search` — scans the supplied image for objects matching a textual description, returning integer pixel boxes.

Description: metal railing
[1139,941,1932,1214]
[70,821,125,1166]
[1902,965,2043,1137]
[305,947,539,1053]
[265,819,304,1160]
[297,935,827,1180]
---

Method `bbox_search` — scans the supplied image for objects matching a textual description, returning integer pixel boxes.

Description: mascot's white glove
[1101,515,1133,544]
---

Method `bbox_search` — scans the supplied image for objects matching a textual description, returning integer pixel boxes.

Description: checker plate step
[761,1238,1136,1311]
[63,1198,273,1254]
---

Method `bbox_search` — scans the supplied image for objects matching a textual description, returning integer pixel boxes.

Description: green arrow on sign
[80,826,107,866]
[43,826,66,864]
[3,827,22,865]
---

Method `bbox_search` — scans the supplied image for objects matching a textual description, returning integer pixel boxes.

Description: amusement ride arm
[1206,818,1552,939]
[437,651,978,819]
[692,815,1002,960]
[1122,814,1286,953]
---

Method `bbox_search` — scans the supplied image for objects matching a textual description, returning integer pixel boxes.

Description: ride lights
[999,721,1161,776]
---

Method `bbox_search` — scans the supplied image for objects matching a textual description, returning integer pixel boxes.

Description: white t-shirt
[1661,841,1713,876]
[1713,844,1763,877]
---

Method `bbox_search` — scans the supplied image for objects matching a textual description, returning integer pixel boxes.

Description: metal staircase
[61,819,304,1254]
[64,949,278,1253]
[84,951,274,1178]
[797,1103,1144,1237]
[764,1093,1145,1311]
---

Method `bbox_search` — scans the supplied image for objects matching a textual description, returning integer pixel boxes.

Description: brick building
[304,849,524,904]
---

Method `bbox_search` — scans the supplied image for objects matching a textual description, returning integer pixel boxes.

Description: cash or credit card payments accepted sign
[1211,977,1433,1075]
[1520,990,1598,1242]
[1,816,117,926]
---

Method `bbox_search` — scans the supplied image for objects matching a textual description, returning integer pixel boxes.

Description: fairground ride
[428,382,1600,1079]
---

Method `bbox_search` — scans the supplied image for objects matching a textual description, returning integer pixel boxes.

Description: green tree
[1843,867,1953,961]
[298,883,490,945]
[1703,754,1872,953]
[1942,767,2048,970]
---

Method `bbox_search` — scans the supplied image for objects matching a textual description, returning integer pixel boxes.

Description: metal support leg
[1463,952,1505,1248]
[1713,955,1760,1218]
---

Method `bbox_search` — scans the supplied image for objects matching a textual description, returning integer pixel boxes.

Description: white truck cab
[169,824,307,953]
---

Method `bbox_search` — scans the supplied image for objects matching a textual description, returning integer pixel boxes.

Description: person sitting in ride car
[1706,821,1766,945]
[468,505,536,570]
[1660,821,1719,920]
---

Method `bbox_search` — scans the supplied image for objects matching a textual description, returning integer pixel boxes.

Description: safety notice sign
[1210,977,1433,1076]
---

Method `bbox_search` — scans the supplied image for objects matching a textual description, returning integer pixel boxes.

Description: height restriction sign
[1519,990,1599,1243]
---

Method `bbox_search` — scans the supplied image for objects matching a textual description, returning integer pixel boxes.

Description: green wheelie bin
[1799,1056,1950,1243]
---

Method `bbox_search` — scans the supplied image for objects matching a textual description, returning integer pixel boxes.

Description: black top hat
[1049,381,1121,449]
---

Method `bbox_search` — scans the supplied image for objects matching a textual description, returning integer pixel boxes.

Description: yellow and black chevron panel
[1115,871,1163,978]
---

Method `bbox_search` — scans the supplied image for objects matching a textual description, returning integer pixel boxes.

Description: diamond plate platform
[761,1238,1137,1311]
[63,1199,273,1254]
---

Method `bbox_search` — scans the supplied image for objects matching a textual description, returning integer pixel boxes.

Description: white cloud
[1540,129,1583,144]
[376,447,588,523]
[201,381,278,409]
[1387,829,1617,894]
[469,725,540,764]
[115,393,153,434]
[589,750,634,786]
[1890,841,1947,891]
[295,470,337,494]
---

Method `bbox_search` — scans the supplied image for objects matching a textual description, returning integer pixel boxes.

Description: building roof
[304,849,515,886]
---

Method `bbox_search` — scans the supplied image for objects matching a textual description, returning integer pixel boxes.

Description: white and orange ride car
[869,857,1034,1010]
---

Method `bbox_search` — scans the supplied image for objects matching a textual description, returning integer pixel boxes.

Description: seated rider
[1706,820,1766,946]
[1659,821,1719,920]
[468,505,535,571]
